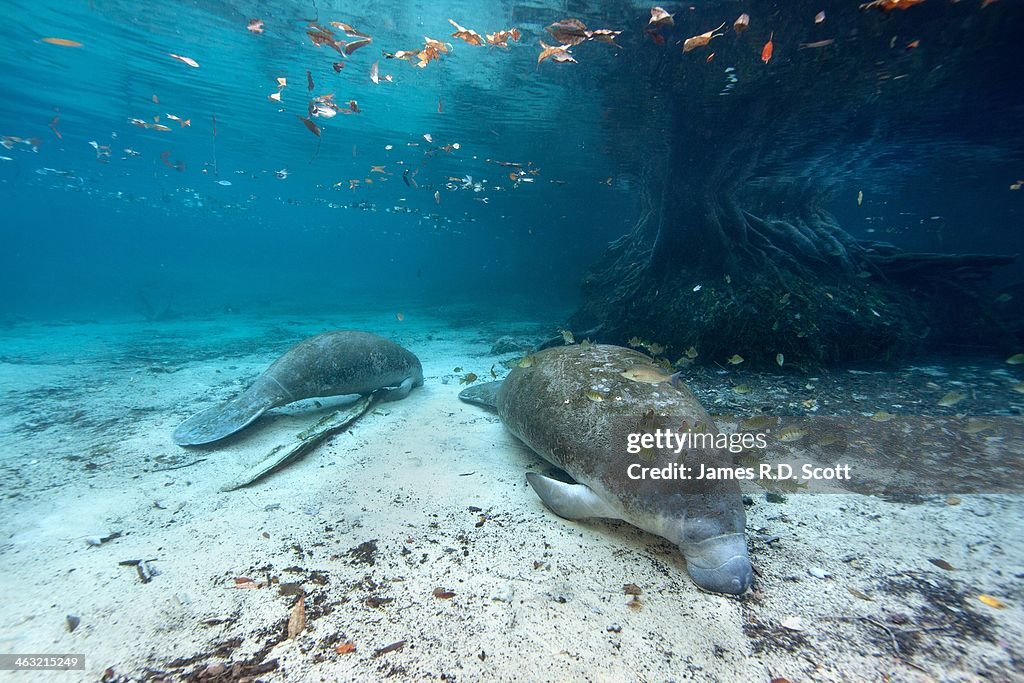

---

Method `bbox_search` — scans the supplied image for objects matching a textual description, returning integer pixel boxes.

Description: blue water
[3,1,1023,321]
[0,0,637,318]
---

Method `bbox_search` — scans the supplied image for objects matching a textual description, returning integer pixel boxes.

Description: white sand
[0,309,1020,682]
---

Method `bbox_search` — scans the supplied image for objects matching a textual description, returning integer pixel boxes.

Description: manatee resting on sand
[174,330,423,446]
[459,344,753,595]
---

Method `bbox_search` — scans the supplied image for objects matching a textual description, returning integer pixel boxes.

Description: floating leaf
[538,40,576,65]
[167,53,199,68]
[683,22,726,53]
[344,37,373,56]
[449,19,484,46]
[41,37,82,47]
[649,7,674,27]
[733,14,750,33]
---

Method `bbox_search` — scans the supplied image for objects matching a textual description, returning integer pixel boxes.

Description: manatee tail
[457,380,503,409]
[173,386,278,446]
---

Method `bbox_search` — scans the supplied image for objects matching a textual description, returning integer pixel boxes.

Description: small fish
[937,391,966,407]
[1012,383,1024,393]
[1006,354,1024,365]
[628,337,642,348]
[799,39,834,49]
[579,339,592,351]
[761,32,774,64]
[686,346,698,359]
[857,190,864,206]
[727,354,744,365]
[776,353,784,367]
[740,415,778,430]
[560,329,575,344]
[647,342,665,356]
[168,53,199,68]
[585,389,604,402]
[871,411,894,422]
[434,190,440,204]
[996,293,1013,303]
[459,372,479,385]
[621,366,671,384]
[733,384,751,395]
[395,312,404,322]
[777,426,807,442]
[216,180,232,186]
[518,355,534,368]
[963,419,994,435]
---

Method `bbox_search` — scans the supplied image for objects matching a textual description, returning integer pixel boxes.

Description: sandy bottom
[0,308,1020,682]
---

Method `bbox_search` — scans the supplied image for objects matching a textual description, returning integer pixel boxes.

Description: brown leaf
[623,583,642,595]
[546,18,590,46]
[449,19,484,46]
[287,595,306,639]
[649,7,674,27]
[344,38,372,56]
[683,22,726,52]
[335,641,356,655]
[433,587,456,599]
[538,40,576,65]
[298,116,321,137]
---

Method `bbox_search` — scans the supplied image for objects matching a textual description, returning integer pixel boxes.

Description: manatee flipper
[458,381,503,409]
[525,472,620,520]
[174,384,280,446]
[220,393,376,492]
[380,376,416,402]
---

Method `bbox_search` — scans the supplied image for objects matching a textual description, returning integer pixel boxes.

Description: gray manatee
[459,344,753,595]
[174,330,422,446]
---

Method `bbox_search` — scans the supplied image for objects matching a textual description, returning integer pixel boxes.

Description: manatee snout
[681,533,753,595]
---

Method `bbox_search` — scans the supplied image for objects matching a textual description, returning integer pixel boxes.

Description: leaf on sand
[779,616,803,631]
[928,558,955,571]
[432,587,456,599]
[335,641,356,654]
[220,395,375,491]
[287,595,306,638]
[978,594,1006,609]
[847,586,874,601]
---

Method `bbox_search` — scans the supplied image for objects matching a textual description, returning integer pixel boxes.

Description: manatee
[174,330,422,446]
[459,344,753,595]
